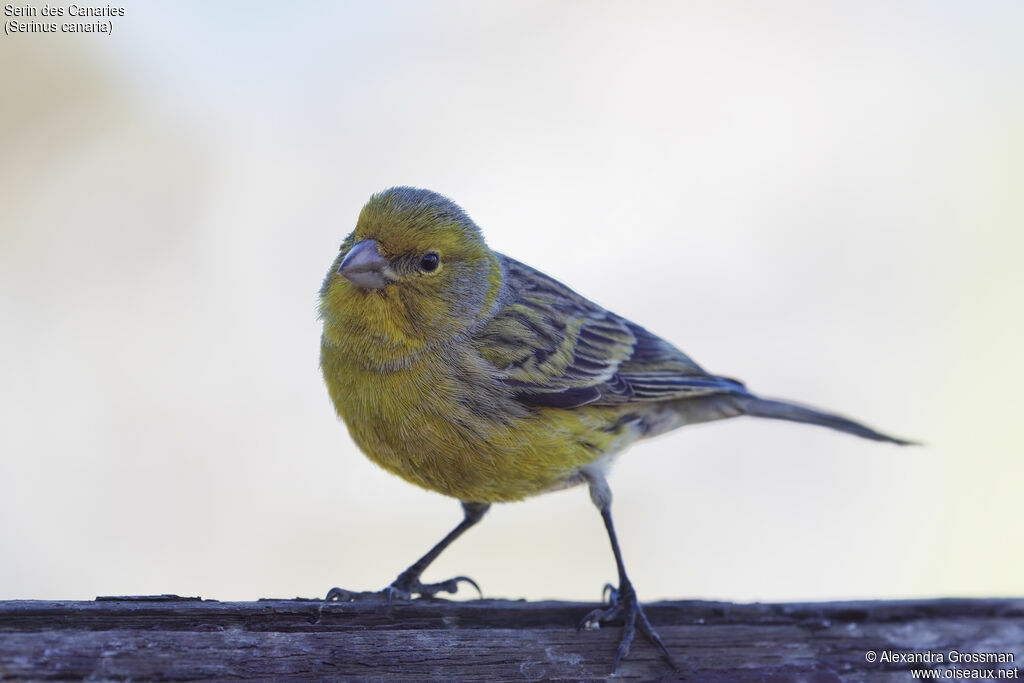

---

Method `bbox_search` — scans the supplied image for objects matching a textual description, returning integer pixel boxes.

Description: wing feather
[474,255,745,409]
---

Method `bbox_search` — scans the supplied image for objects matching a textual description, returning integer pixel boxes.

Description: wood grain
[1,596,1022,680]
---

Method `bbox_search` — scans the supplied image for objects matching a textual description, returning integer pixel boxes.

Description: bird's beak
[337,239,392,290]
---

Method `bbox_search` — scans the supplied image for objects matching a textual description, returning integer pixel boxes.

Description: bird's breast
[320,340,635,502]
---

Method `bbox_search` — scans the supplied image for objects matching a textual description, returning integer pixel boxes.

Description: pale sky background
[1,1,1021,604]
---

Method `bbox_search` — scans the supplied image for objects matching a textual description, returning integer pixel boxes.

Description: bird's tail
[732,395,916,446]
[663,389,915,445]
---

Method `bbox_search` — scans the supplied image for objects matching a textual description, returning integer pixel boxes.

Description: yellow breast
[320,339,634,502]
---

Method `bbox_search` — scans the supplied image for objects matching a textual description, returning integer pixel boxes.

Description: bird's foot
[325,573,481,602]
[323,586,376,602]
[384,573,482,601]
[577,580,678,673]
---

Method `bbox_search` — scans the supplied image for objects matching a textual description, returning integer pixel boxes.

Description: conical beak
[337,239,391,290]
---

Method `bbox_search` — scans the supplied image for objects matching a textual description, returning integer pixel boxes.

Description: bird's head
[320,187,503,364]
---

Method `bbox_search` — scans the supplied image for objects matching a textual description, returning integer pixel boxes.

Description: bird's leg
[577,472,677,673]
[326,501,489,602]
[383,501,489,600]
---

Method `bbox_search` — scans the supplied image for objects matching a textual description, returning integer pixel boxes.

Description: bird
[318,186,912,673]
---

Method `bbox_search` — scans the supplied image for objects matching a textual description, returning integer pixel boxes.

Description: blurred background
[1,1,1021,604]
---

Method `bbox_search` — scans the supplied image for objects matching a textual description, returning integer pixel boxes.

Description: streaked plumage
[320,187,905,503]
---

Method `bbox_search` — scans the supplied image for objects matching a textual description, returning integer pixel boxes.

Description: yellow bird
[319,187,911,671]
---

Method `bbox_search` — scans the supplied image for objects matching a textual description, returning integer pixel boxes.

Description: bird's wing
[473,255,745,409]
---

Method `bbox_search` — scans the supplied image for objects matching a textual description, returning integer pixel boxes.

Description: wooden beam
[1,596,1022,680]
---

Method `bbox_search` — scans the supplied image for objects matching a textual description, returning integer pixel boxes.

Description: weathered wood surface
[1,596,1022,681]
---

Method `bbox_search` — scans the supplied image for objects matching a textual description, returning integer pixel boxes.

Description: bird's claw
[325,586,377,602]
[386,574,482,600]
[325,575,482,603]
[577,580,678,673]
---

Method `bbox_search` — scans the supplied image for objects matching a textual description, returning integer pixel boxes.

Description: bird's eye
[419,253,440,272]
